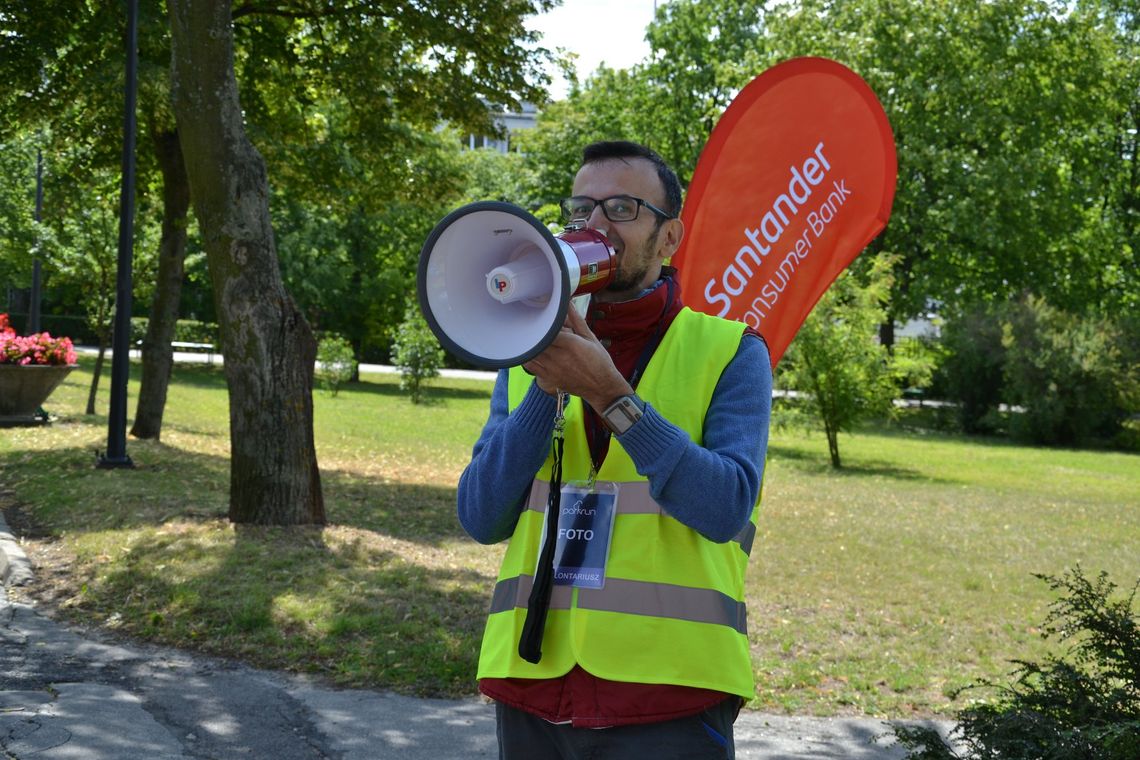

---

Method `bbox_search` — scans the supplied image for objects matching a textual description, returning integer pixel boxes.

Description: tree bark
[168,0,324,525]
[130,128,191,440]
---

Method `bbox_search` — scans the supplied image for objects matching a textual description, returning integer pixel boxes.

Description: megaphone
[417,201,616,368]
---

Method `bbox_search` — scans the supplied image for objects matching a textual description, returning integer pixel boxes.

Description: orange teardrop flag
[672,57,897,368]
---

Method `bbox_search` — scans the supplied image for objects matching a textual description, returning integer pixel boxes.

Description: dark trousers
[495,697,740,759]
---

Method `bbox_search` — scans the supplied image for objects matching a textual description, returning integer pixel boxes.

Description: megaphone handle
[518,392,567,664]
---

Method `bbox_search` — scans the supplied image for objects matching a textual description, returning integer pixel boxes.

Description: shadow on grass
[0,438,470,547]
[323,469,468,545]
[64,519,491,697]
[164,362,229,390]
[1,435,493,696]
[767,443,933,482]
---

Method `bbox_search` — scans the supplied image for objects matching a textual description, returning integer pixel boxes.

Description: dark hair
[580,141,682,218]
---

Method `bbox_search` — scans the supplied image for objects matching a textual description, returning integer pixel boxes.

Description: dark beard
[604,222,664,293]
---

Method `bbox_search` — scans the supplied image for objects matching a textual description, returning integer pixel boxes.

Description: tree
[165,0,555,524]
[0,3,197,439]
[759,0,1139,329]
[1001,295,1139,447]
[273,126,469,365]
[0,124,158,412]
[778,256,902,467]
[315,333,357,397]
[535,0,1140,333]
[639,0,768,184]
[168,0,324,525]
[131,123,192,438]
[392,304,444,404]
[0,134,39,288]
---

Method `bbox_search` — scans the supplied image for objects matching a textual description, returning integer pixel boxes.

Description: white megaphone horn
[417,201,616,368]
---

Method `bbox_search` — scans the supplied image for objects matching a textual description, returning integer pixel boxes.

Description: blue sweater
[456,334,772,545]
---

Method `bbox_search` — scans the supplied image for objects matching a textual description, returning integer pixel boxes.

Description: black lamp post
[98,0,138,470]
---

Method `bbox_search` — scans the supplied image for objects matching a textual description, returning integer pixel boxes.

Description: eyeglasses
[560,195,676,224]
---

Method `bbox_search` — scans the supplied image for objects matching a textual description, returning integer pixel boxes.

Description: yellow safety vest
[477,307,760,698]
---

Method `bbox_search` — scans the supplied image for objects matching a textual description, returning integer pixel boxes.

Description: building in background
[465,102,538,153]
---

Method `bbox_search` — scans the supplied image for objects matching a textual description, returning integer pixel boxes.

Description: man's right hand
[522,307,633,414]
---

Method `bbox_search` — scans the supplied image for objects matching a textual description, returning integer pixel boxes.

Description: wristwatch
[601,394,645,435]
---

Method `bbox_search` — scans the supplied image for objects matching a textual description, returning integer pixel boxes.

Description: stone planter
[0,364,76,425]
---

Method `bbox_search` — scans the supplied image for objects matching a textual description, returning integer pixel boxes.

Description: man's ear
[657,218,685,260]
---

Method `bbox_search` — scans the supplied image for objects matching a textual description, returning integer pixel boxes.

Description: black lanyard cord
[518,397,566,664]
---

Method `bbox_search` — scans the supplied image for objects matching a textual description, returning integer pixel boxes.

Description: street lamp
[97,0,138,470]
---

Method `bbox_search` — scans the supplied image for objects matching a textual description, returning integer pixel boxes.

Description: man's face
[570,157,683,303]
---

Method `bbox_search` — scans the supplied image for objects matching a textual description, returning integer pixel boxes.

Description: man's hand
[522,306,633,413]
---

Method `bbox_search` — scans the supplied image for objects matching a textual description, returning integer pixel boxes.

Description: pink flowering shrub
[0,313,78,366]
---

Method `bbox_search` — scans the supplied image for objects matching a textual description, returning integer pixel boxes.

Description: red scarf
[582,268,684,468]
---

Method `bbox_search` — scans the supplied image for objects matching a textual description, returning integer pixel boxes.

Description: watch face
[604,395,643,434]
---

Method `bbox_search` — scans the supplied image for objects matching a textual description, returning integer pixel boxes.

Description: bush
[891,566,1140,759]
[315,333,357,397]
[935,304,1008,434]
[933,300,1139,449]
[1002,296,1138,448]
[391,305,444,404]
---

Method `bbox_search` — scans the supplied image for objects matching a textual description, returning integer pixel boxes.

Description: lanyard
[518,391,567,664]
[519,279,674,664]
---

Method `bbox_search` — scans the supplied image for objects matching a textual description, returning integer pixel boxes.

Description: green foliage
[0,134,39,280]
[892,566,1140,760]
[315,333,357,397]
[935,305,1010,435]
[777,255,905,467]
[893,335,943,397]
[457,147,543,209]
[766,0,1140,321]
[1,0,557,370]
[534,0,1140,325]
[391,305,444,404]
[0,127,160,346]
[640,0,769,182]
[1001,296,1139,448]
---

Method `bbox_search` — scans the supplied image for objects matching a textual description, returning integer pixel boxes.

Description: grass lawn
[1,356,1136,718]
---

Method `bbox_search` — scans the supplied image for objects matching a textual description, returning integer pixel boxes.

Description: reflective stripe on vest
[524,480,757,557]
[489,574,748,635]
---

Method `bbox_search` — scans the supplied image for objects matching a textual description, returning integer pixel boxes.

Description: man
[457,141,771,759]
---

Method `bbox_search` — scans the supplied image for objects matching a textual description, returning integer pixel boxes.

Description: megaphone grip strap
[518,432,565,664]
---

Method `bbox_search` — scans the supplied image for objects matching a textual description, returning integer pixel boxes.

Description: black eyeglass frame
[560,194,677,224]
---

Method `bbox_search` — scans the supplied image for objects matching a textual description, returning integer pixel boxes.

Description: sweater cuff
[509,381,559,436]
[616,404,687,472]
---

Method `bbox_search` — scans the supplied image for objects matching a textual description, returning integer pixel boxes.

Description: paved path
[1,510,956,759]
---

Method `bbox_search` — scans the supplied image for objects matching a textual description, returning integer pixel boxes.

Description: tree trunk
[823,419,842,469]
[86,338,108,416]
[879,319,895,352]
[131,128,191,440]
[168,0,324,525]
